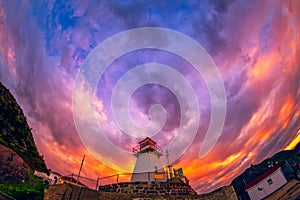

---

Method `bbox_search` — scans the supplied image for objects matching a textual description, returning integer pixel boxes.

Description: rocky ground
[0,144,30,183]
[265,179,300,200]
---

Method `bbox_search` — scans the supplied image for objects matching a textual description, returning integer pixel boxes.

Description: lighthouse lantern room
[130,137,166,182]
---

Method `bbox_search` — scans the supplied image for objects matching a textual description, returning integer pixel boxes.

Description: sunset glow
[0,0,299,194]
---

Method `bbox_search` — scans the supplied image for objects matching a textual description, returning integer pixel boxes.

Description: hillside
[0,81,48,173]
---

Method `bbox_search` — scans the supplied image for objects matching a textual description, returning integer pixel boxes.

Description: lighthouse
[130,137,166,182]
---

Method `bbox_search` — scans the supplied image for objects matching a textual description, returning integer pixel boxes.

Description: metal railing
[62,171,168,190]
[0,190,16,200]
[132,144,163,153]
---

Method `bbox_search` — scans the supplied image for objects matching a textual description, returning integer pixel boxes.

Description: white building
[34,170,62,185]
[245,164,287,200]
[130,137,167,182]
[48,171,62,185]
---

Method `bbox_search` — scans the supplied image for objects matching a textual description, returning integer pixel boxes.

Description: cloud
[0,0,299,194]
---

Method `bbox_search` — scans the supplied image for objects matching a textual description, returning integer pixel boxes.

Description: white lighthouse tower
[130,137,166,182]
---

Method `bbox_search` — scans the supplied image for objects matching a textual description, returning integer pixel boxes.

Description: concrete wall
[44,183,149,200]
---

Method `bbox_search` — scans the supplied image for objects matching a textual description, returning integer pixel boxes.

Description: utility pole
[76,154,85,185]
[165,149,173,180]
[95,177,99,190]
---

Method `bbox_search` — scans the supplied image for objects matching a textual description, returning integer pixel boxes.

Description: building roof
[138,137,156,145]
[245,164,281,190]
[133,137,162,154]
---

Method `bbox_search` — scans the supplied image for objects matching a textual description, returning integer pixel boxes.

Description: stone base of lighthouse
[98,178,197,196]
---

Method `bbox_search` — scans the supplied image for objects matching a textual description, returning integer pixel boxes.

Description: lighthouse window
[267,178,273,185]
[140,142,148,149]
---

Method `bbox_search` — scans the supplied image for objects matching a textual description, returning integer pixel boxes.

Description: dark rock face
[0,144,30,183]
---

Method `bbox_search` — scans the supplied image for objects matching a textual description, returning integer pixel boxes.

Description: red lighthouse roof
[138,137,156,145]
[132,137,162,154]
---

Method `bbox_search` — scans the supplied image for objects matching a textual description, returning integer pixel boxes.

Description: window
[267,178,273,185]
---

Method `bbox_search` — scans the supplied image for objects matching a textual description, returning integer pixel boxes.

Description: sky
[0,0,299,194]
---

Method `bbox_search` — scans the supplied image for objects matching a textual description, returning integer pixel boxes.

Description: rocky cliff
[0,81,47,174]
[0,81,48,199]
[0,144,30,183]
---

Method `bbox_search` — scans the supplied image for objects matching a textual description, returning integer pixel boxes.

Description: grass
[0,172,48,200]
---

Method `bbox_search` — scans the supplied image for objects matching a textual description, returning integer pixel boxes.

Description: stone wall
[44,183,238,200]
[44,183,149,200]
[98,181,197,197]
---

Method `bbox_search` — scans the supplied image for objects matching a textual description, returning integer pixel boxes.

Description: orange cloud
[278,95,294,128]
[284,129,300,150]
[250,54,274,80]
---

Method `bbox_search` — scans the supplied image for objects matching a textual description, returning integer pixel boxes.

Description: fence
[0,190,16,200]
[62,171,170,190]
